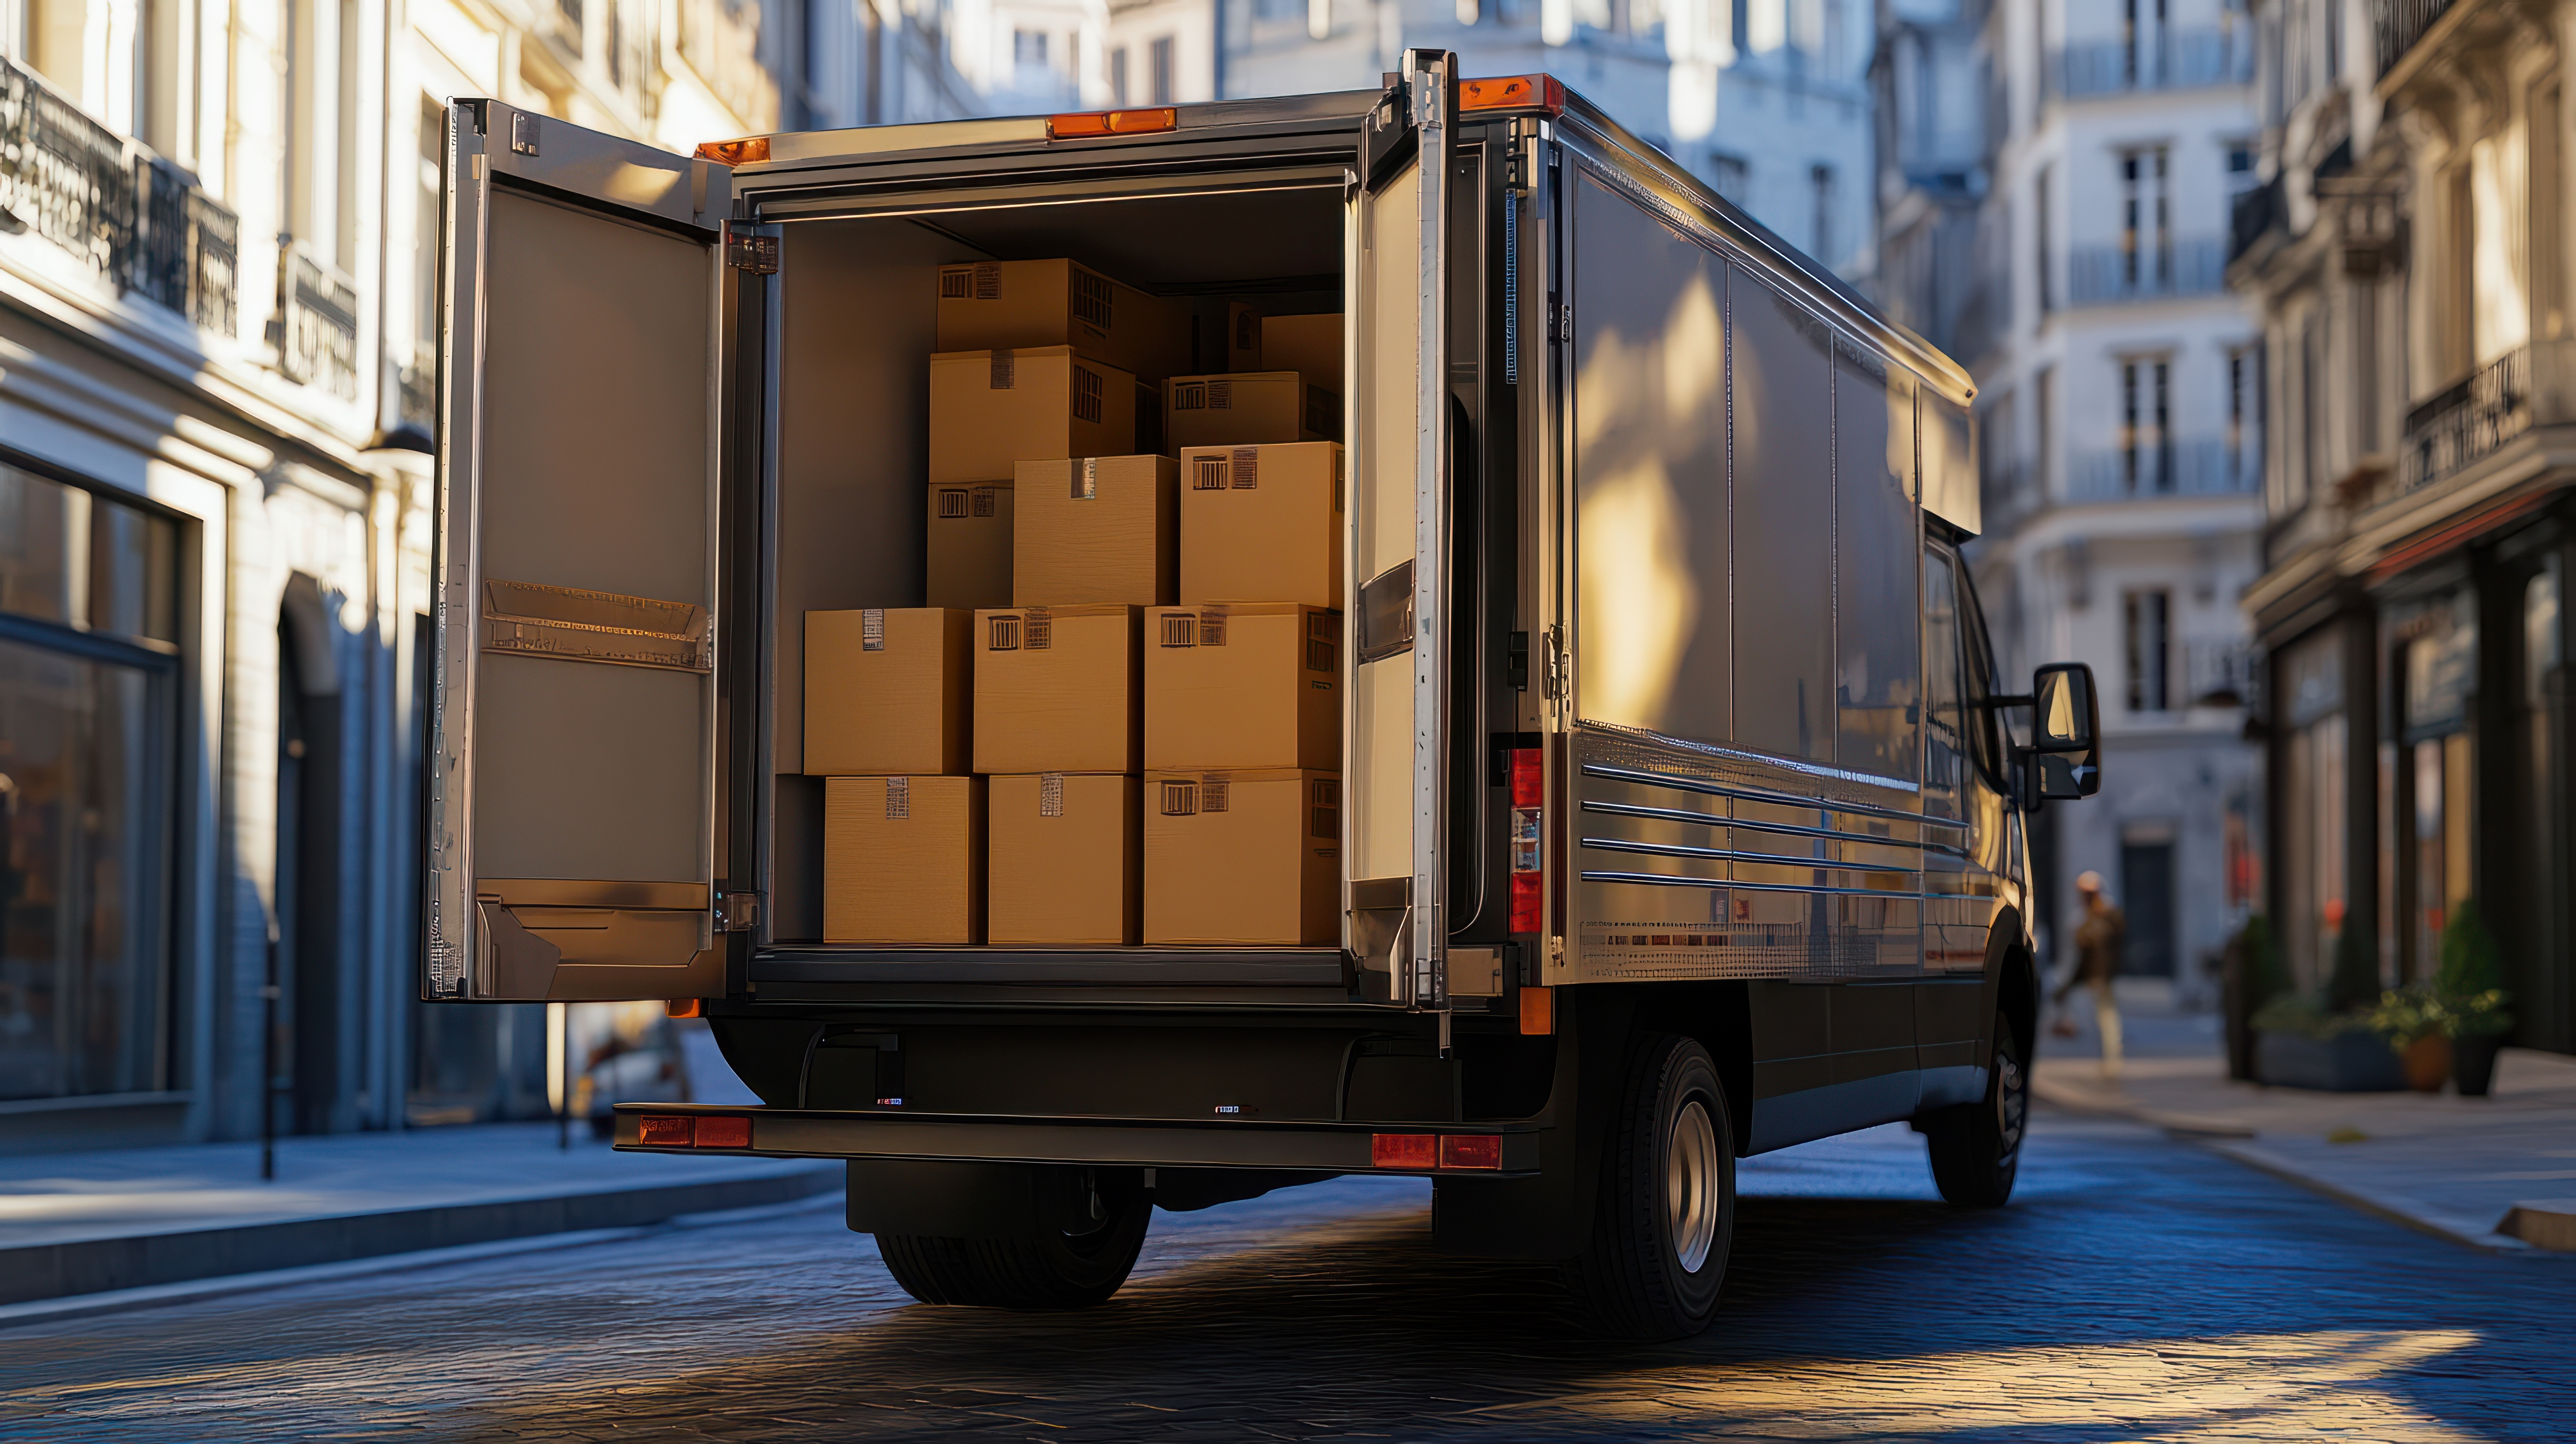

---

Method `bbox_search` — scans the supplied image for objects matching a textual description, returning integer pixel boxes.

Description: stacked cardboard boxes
[808,608,982,942]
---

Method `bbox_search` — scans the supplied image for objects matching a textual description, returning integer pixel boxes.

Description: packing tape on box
[862,608,885,651]
[990,348,1015,389]
[1041,773,1064,817]
[1074,458,1096,500]
[886,776,910,819]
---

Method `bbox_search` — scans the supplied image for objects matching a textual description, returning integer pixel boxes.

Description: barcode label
[1160,613,1196,647]
[862,608,885,651]
[1160,781,1197,816]
[1073,366,1103,424]
[974,262,1000,299]
[1026,613,1052,649]
[1193,457,1227,490]
[1203,780,1230,812]
[990,349,1015,389]
[939,266,974,299]
[885,776,911,819]
[1232,447,1258,488]
[937,488,970,519]
[1073,459,1096,500]
[1172,382,1207,411]
[1074,269,1112,327]
[1040,773,1065,817]
[972,487,999,518]
[1208,380,1234,410]
[1199,612,1227,647]
[988,616,1021,650]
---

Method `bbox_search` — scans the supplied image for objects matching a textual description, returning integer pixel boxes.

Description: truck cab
[424,54,2103,1339]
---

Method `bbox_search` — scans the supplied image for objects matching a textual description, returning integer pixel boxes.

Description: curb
[0,1160,843,1308]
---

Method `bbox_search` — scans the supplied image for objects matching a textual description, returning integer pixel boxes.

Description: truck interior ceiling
[766,181,1350,945]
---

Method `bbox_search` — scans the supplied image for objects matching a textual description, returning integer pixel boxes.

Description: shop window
[2278,630,2346,989]
[2125,588,2172,712]
[0,464,180,1101]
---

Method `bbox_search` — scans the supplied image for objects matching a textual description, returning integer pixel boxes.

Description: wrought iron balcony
[2067,238,2231,304]
[2066,439,2262,502]
[2376,0,2454,77]
[0,53,240,337]
[272,239,360,401]
[2047,28,2254,99]
[2392,344,2576,493]
[2183,638,2257,707]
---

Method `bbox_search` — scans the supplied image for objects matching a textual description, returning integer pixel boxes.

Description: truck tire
[875,1175,1150,1310]
[1566,1032,1734,1340]
[1924,1009,2027,1207]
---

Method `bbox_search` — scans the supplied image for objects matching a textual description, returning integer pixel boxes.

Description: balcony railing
[0,53,239,337]
[2377,0,2454,77]
[272,239,360,401]
[2067,238,2231,304]
[2067,439,2262,502]
[2183,638,2257,707]
[2400,346,2543,493]
[2048,28,2254,99]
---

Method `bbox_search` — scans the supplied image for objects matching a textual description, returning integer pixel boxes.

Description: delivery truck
[424,52,2105,1340]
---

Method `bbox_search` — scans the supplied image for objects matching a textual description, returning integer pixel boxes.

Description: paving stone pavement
[0,1114,2567,1443]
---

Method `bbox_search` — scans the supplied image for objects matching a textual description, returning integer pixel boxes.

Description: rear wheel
[1566,1033,1735,1340]
[876,1170,1151,1309]
[1925,1010,2028,1207]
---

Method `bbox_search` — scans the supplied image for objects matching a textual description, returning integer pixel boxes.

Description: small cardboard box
[988,772,1141,945]
[1164,371,1339,451]
[936,259,1192,381]
[926,482,1014,610]
[1223,301,1264,371]
[1145,604,1341,771]
[1259,313,1343,393]
[973,604,1142,774]
[1014,456,1178,607]
[824,775,985,944]
[805,608,971,776]
[1144,768,1340,945]
[1178,442,1345,608]
[930,347,1137,486]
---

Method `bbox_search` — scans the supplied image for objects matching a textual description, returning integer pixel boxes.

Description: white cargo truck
[425,54,2104,1339]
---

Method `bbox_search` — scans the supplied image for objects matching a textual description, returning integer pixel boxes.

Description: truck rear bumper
[610,1102,1544,1175]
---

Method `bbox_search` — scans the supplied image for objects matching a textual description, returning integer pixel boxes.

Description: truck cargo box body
[424,58,2039,1194]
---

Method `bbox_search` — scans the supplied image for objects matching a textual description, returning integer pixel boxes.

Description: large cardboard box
[1259,313,1344,393]
[1164,371,1339,451]
[1145,603,1341,771]
[824,775,985,944]
[1014,456,1177,606]
[973,604,1142,774]
[1178,442,1345,608]
[1144,768,1340,945]
[926,482,1014,610]
[930,347,1137,486]
[936,259,1191,381]
[805,608,971,776]
[988,772,1141,945]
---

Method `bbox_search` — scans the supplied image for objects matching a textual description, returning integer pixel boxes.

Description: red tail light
[636,1114,693,1146]
[1509,746,1544,933]
[1459,75,1567,115]
[1439,1134,1502,1169]
[1047,108,1178,139]
[1509,747,1543,808]
[692,1115,753,1148]
[1371,1133,1437,1169]
[1510,871,1543,933]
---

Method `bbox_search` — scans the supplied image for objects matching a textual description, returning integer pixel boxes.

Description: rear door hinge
[725,226,779,274]
[716,891,763,932]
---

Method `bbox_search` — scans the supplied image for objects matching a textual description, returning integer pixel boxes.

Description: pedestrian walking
[2051,871,2128,1078]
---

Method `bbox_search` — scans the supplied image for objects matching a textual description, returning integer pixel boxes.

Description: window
[1150,35,1174,104]
[0,464,179,1102]
[2125,589,2172,711]
[2228,343,2260,487]
[2034,365,2055,496]
[2225,140,2257,194]
[2123,0,2168,84]
[2120,355,2172,493]
[2119,146,2171,289]
[1013,28,1050,66]
[1924,549,1969,822]
[2036,165,2053,314]
[1110,46,1129,105]
[2300,311,2323,496]
[1709,153,1749,204]
[1836,344,1921,779]
[1810,163,1835,261]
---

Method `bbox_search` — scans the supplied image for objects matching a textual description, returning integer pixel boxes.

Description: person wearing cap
[2051,870,2128,1078]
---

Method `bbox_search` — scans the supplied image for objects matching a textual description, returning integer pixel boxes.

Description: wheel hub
[1665,1098,1722,1273]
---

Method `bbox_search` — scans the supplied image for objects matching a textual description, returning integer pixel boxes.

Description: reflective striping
[1582,799,1947,853]
[1580,869,1924,902]
[1579,835,1923,874]
[1580,763,1966,831]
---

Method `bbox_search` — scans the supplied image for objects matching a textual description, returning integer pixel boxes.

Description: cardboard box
[926,482,1014,610]
[824,775,985,944]
[936,259,1192,380]
[1145,603,1341,771]
[988,772,1141,945]
[1144,768,1340,945]
[974,604,1142,774]
[1178,442,1345,608]
[1259,313,1343,393]
[1164,371,1339,451]
[1224,301,1264,371]
[930,347,1137,486]
[1015,456,1177,607]
[805,608,971,775]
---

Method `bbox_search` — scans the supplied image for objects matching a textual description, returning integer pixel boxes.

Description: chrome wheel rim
[1995,1051,2027,1160]
[1665,1098,1722,1273]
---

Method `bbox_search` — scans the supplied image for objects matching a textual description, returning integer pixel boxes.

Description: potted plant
[2366,985,2451,1092]
[2253,986,2406,1091]
[2222,917,2285,1083]
[2435,901,2514,1097]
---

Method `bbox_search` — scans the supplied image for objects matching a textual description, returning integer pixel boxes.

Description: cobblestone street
[3,1113,2567,1442]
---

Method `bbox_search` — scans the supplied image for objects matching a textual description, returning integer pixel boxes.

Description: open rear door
[1347,52,1456,1007]
[425,101,732,1002]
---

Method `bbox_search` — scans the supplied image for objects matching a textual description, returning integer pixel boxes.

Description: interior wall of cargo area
[766,187,1348,946]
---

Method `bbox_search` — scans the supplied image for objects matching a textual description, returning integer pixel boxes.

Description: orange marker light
[636,1115,693,1146]
[1047,107,1179,139]
[1371,1133,1438,1169]
[694,136,770,166]
[693,1115,753,1148]
[1440,1134,1503,1169]
[1459,75,1568,115]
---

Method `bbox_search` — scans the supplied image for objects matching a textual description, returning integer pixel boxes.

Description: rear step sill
[751,947,1351,988]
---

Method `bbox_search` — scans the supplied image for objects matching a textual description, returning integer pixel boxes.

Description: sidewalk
[2032,983,2576,1254]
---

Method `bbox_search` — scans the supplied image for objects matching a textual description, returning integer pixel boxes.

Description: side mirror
[2026,662,2101,801]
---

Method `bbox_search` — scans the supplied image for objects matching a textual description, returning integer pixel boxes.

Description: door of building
[2120,841,2176,976]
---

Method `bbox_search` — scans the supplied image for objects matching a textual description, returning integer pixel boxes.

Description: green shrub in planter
[2252,991,2375,1041]
[2365,985,2449,1048]
[2434,900,2512,1033]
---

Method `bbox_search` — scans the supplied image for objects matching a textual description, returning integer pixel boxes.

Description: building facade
[2231,0,2576,1052]
[1879,0,2268,997]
